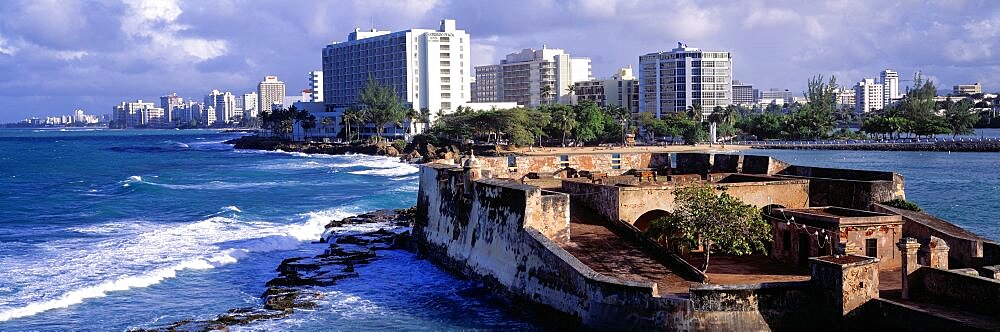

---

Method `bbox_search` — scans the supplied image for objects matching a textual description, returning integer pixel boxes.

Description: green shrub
[882,198,921,212]
[391,139,407,152]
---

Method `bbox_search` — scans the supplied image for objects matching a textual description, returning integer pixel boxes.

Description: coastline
[750,139,1000,152]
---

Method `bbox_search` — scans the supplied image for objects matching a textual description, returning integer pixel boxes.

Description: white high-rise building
[204,90,236,125]
[308,70,323,102]
[732,80,754,106]
[113,100,163,128]
[160,93,183,124]
[638,43,733,119]
[880,69,900,106]
[854,78,884,113]
[242,92,258,118]
[258,76,286,113]
[322,19,471,123]
[474,46,593,107]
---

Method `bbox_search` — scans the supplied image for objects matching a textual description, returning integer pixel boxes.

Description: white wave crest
[222,205,242,213]
[348,164,418,177]
[0,207,360,322]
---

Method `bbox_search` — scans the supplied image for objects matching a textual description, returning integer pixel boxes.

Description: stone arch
[633,209,671,232]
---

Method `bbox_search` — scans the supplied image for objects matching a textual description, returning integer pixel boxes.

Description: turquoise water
[0,129,534,331]
[0,128,996,331]
[741,149,1000,241]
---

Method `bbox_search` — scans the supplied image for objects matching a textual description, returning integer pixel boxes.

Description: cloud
[0,34,16,56]
[120,0,227,63]
[744,8,801,28]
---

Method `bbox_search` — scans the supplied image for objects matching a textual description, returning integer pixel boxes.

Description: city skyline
[0,0,998,121]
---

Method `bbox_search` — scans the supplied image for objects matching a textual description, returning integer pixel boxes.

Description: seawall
[751,140,1000,152]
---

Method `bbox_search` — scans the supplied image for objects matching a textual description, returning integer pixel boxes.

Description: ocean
[0,128,996,331]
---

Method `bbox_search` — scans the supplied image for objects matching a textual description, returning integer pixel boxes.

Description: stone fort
[413,151,1000,331]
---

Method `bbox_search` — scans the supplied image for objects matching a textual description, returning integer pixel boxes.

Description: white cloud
[0,34,17,56]
[743,8,801,28]
[120,0,227,63]
[963,17,1000,39]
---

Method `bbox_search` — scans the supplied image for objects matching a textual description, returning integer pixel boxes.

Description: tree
[572,100,608,144]
[647,184,771,273]
[944,100,979,137]
[547,104,577,146]
[541,84,555,105]
[358,77,405,142]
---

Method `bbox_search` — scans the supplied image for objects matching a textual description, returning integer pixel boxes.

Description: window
[559,155,570,168]
[440,36,450,42]
[507,155,517,168]
[439,45,450,50]
[865,239,878,258]
[611,153,622,170]
[440,61,450,66]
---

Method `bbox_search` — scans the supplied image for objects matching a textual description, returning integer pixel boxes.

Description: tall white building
[880,69,900,106]
[474,46,592,107]
[732,80,754,106]
[204,90,236,125]
[113,100,163,128]
[242,92,258,118]
[322,19,471,123]
[854,78,884,113]
[258,76,286,113]
[308,71,323,102]
[160,93,183,124]
[638,43,733,119]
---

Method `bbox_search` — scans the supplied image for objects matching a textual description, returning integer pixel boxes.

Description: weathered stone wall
[674,153,711,174]
[809,256,880,317]
[530,191,571,243]
[910,267,1000,316]
[477,152,663,180]
[874,204,986,268]
[688,282,816,330]
[559,179,622,223]
[774,165,904,210]
[415,164,679,330]
[849,298,984,330]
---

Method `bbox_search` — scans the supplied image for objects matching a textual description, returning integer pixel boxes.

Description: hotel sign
[427,32,454,42]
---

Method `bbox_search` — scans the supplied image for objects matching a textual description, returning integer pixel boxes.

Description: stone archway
[633,209,671,232]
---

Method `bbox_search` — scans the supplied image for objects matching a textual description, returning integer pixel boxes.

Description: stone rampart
[910,267,1000,316]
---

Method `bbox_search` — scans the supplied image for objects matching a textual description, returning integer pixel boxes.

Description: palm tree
[358,77,405,143]
[321,116,335,138]
[541,84,554,105]
[686,103,703,122]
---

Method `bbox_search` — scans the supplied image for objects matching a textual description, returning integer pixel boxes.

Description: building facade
[834,88,856,110]
[573,66,639,113]
[638,43,732,119]
[160,93,183,124]
[474,46,592,107]
[880,69,900,106]
[854,78,884,113]
[732,80,754,106]
[242,92,258,118]
[322,19,471,123]
[953,83,982,95]
[308,70,323,102]
[258,76,286,113]
[758,88,793,106]
[113,100,164,128]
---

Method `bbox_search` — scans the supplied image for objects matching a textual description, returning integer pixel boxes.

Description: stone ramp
[558,205,695,296]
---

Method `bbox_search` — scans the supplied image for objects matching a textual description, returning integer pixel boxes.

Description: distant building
[308,71,323,103]
[160,93,183,124]
[474,45,593,107]
[242,92,258,118]
[113,100,164,128]
[953,83,982,96]
[834,88,856,110]
[732,81,754,106]
[258,76,286,114]
[322,19,471,124]
[638,43,732,119]
[573,66,639,113]
[880,69,900,105]
[854,78,884,113]
[758,88,793,106]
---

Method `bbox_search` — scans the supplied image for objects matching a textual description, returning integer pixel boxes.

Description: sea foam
[0,207,358,322]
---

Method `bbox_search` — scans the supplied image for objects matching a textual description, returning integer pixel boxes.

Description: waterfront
[0,128,997,330]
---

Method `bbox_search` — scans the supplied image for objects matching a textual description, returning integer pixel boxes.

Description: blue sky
[0,0,998,121]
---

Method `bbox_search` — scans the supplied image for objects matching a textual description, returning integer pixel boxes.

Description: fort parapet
[413,152,1000,330]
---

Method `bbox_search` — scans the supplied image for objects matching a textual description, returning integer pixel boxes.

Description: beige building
[474,46,593,107]
[953,82,982,95]
[258,76,286,113]
[573,66,639,113]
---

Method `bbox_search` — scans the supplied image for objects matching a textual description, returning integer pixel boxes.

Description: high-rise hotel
[638,43,733,119]
[322,19,471,122]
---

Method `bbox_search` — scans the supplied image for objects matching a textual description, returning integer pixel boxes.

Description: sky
[0,0,998,121]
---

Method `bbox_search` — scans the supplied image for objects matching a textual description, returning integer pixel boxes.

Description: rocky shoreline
[752,140,1000,152]
[225,136,465,163]
[135,209,415,331]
